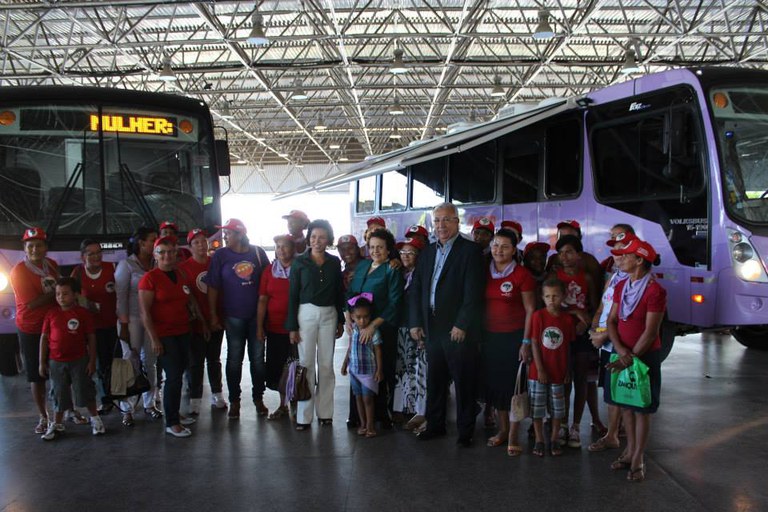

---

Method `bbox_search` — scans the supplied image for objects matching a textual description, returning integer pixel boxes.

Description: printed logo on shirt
[196,271,208,294]
[182,285,191,295]
[500,281,513,294]
[105,281,115,293]
[565,281,586,310]
[42,276,57,294]
[542,327,564,350]
[232,261,255,283]
[67,318,80,332]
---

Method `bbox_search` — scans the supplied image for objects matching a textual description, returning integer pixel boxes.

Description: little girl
[341,294,383,438]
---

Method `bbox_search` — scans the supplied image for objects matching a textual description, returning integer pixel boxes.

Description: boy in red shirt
[38,278,104,440]
[529,278,575,457]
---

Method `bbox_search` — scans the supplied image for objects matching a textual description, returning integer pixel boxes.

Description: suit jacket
[408,234,486,340]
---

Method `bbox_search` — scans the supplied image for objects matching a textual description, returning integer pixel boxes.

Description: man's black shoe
[456,436,473,447]
[416,429,447,441]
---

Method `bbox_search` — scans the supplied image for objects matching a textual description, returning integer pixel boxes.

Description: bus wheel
[732,325,768,350]
[659,320,676,362]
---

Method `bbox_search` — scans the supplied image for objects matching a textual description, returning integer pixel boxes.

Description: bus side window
[410,159,445,209]
[380,169,407,211]
[544,120,581,198]
[356,175,376,214]
[449,140,496,204]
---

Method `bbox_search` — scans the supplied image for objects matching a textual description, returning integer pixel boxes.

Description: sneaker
[41,423,64,441]
[568,425,581,448]
[91,416,106,436]
[180,415,196,426]
[211,393,228,409]
[34,416,49,434]
[165,426,192,438]
[65,409,88,425]
[189,398,201,416]
[558,425,568,443]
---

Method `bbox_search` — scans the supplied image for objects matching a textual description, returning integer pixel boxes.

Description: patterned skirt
[392,326,427,416]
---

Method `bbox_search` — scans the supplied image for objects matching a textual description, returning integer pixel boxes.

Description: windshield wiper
[46,161,84,244]
[115,131,157,230]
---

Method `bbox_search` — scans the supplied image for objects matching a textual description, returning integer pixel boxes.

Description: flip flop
[487,436,505,447]
[356,427,367,436]
[627,466,645,482]
[533,442,545,457]
[365,430,378,438]
[551,444,563,457]
[506,444,523,457]
[611,456,632,470]
[588,436,621,452]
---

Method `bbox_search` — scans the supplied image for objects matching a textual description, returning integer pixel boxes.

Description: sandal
[611,455,632,470]
[404,414,426,431]
[66,410,89,425]
[506,445,523,457]
[364,430,378,438]
[533,442,545,457]
[144,407,163,420]
[487,435,506,447]
[34,416,49,434]
[627,465,645,482]
[267,407,288,421]
[356,427,367,436]
[591,423,609,437]
[122,413,134,427]
[588,436,620,452]
[550,444,563,457]
[318,418,333,426]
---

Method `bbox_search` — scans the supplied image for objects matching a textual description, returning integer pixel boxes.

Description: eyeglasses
[433,217,458,224]
[399,250,417,256]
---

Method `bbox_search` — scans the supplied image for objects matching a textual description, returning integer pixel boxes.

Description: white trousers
[120,315,158,410]
[296,304,337,425]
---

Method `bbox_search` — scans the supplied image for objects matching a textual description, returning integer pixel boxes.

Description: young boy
[528,278,575,457]
[341,296,383,438]
[38,278,105,440]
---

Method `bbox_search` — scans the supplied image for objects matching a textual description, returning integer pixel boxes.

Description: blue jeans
[159,333,191,428]
[224,317,265,402]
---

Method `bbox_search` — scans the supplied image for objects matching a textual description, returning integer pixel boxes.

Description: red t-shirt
[178,257,215,333]
[42,305,94,362]
[556,268,588,312]
[613,279,667,351]
[71,263,118,329]
[258,268,290,334]
[10,258,60,333]
[138,268,192,337]
[528,308,575,384]
[485,264,535,332]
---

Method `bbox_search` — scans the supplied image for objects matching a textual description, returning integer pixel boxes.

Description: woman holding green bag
[605,238,666,483]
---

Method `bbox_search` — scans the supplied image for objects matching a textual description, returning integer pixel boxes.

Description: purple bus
[285,67,768,354]
[0,87,228,362]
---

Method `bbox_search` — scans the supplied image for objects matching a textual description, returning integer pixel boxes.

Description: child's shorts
[349,373,377,397]
[49,356,96,412]
[528,380,565,420]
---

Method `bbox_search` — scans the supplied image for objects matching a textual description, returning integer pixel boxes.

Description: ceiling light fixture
[389,126,402,139]
[389,95,404,115]
[621,49,643,75]
[490,75,505,97]
[158,56,177,81]
[314,116,327,131]
[390,48,408,74]
[247,13,270,46]
[533,9,555,40]
[329,143,341,149]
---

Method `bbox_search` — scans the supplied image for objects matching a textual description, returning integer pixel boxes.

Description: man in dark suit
[409,202,486,446]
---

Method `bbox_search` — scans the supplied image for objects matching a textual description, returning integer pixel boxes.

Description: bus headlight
[0,272,8,291]
[727,228,768,283]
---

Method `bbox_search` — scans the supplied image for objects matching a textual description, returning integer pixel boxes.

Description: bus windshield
[710,87,768,224]
[0,103,216,238]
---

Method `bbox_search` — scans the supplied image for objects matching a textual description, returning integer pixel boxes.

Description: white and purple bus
[286,67,768,354]
[0,87,229,362]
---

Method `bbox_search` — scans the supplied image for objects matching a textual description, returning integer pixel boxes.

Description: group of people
[10,202,666,483]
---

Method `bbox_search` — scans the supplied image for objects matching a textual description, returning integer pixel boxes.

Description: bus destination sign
[89,114,177,137]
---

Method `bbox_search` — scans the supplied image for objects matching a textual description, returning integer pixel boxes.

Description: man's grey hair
[432,202,458,218]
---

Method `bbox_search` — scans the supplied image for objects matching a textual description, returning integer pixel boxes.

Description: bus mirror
[214,139,231,177]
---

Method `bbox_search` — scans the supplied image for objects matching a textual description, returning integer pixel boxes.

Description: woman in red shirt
[483,228,535,452]
[9,227,60,434]
[606,238,666,482]
[256,233,296,419]
[139,236,206,437]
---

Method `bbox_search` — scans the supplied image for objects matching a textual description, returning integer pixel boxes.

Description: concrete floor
[1,332,767,512]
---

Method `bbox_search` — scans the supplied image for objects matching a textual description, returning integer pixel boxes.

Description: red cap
[610,238,658,263]
[557,219,581,231]
[366,216,386,228]
[159,220,178,232]
[398,237,426,252]
[186,228,207,245]
[606,231,638,247]
[337,234,359,247]
[523,241,550,258]
[472,217,495,234]
[404,225,429,240]
[216,218,247,234]
[282,210,309,224]
[273,233,295,244]
[500,221,523,240]
[154,235,178,249]
[22,227,46,242]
